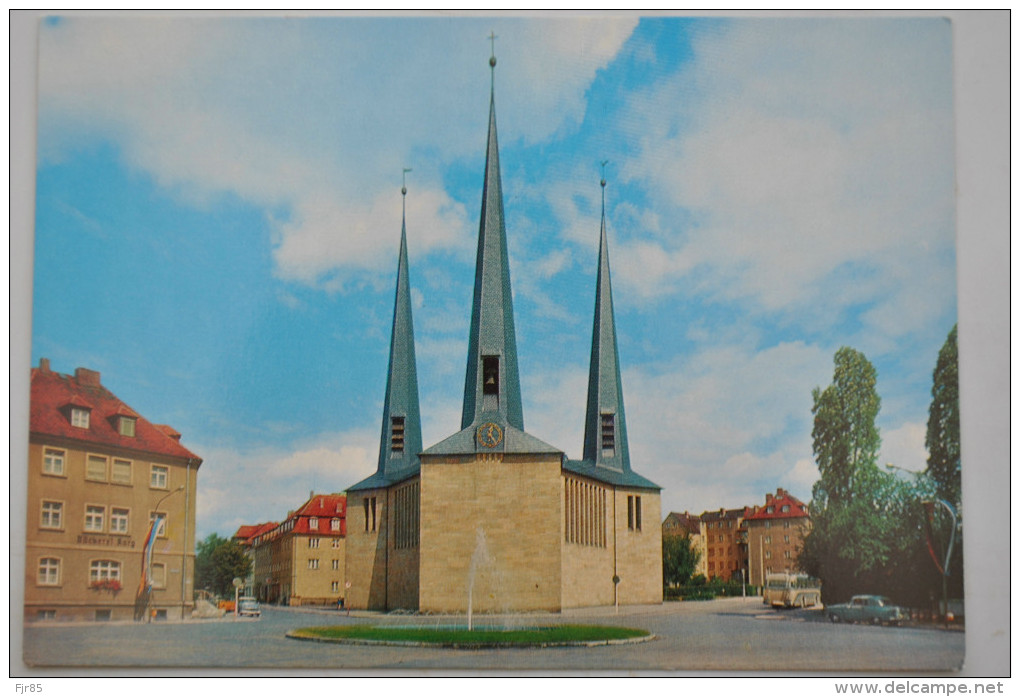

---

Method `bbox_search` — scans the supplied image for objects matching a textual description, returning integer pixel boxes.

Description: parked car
[827,595,904,626]
[237,597,262,618]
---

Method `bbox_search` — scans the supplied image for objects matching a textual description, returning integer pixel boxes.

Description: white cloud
[880,420,929,475]
[38,16,636,293]
[623,340,831,514]
[618,19,954,336]
[192,428,376,537]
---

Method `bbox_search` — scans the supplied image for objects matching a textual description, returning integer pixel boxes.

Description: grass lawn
[290,624,650,646]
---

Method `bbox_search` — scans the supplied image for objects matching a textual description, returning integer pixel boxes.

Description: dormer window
[781,505,790,513]
[309,517,319,530]
[331,517,341,531]
[71,407,90,429]
[118,416,137,437]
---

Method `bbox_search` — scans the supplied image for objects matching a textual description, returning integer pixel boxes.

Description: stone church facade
[345,54,662,613]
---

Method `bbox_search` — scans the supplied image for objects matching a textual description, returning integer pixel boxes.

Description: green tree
[810,347,882,509]
[925,325,960,509]
[924,324,963,602]
[662,534,701,588]
[195,533,251,598]
[801,347,939,606]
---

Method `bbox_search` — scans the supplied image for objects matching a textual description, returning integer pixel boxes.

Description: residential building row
[662,487,811,587]
[234,493,346,606]
[25,359,201,622]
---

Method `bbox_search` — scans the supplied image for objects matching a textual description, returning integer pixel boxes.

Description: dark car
[827,595,904,626]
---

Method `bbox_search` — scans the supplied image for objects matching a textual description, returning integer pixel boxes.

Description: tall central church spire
[583,172,631,472]
[460,48,524,431]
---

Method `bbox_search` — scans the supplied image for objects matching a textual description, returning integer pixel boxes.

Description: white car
[237,597,262,618]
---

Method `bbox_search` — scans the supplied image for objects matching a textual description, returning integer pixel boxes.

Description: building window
[390,416,405,454]
[110,508,129,534]
[310,517,319,531]
[331,559,339,570]
[90,559,121,583]
[308,538,319,548]
[601,413,615,455]
[784,550,792,559]
[151,563,167,589]
[764,535,772,544]
[43,448,65,476]
[784,535,790,544]
[38,557,61,586]
[85,505,105,532]
[71,407,90,429]
[119,416,136,437]
[331,581,340,593]
[111,459,132,485]
[332,538,341,549]
[150,465,169,489]
[37,610,56,621]
[784,521,791,529]
[86,454,108,482]
[331,518,341,531]
[627,495,642,531]
[308,559,319,570]
[764,550,772,560]
[766,506,774,514]
[364,497,377,533]
[149,512,167,537]
[707,522,714,529]
[764,521,771,529]
[781,505,790,513]
[40,501,63,529]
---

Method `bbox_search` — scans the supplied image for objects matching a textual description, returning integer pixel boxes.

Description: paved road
[21,597,964,673]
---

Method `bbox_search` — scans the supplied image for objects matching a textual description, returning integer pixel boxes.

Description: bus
[763,572,821,608]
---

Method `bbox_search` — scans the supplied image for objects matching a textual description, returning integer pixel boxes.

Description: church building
[344,51,662,613]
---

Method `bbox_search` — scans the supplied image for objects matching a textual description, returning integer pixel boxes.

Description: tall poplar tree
[925,325,961,508]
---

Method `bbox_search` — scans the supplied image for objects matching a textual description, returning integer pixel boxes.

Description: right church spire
[583,171,631,472]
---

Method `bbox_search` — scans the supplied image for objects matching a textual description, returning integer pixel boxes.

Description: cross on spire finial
[402,167,412,196]
[488,31,498,67]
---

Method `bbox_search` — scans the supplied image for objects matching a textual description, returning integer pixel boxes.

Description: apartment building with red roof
[244,492,346,606]
[26,359,202,622]
[744,487,812,586]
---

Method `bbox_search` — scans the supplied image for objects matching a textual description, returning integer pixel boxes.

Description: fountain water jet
[467,526,492,631]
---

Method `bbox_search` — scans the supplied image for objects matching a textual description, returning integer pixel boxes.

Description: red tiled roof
[283,493,347,536]
[744,489,810,520]
[30,362,201,463]
[234,521,278,545]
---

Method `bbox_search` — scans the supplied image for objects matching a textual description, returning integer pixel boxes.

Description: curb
[285,630,656,650]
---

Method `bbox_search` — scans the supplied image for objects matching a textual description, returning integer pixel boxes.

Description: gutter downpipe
[181,458,193,620]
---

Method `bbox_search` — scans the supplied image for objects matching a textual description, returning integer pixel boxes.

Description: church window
[600,413,615,455]
[394,482,419,550]
[627,495,642,531]
[482,356,499,395]
[564,478,605,548]
[390,416,405,454]
[363,497,377,533]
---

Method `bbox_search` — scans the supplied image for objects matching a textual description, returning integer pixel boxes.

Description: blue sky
[32,15,958,540]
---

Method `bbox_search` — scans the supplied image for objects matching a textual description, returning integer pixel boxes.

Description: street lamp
[141,485,184,622]
[885,464,958,626]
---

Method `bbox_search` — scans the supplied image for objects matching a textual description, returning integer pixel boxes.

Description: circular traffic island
[287,624,653,649]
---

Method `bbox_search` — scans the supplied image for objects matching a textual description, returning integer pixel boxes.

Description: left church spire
[374,174,423,480]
